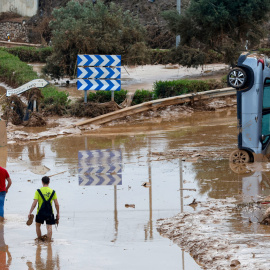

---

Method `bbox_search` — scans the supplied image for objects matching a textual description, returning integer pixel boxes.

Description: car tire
[229,149,250,164]
[227,68,247,89]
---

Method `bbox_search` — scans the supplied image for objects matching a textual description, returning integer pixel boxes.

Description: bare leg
[36,223,42,239]
[46,225,52,241]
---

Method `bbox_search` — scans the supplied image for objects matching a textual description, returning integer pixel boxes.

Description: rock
[230,260,241,267]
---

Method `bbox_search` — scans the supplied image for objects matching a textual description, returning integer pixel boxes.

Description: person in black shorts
[28,176,60,241]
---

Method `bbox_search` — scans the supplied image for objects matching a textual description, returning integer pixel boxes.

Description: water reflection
[27,144,45,166]
[193,159,239,198]
[26,243,60,270]
[0,224,12,269]
[78,149,122,186]
[144,145,153,241]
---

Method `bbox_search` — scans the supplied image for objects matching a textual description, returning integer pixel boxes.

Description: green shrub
[132,89,154,105]
[40,86,70,115]
[3,46,53,63]
[150,49,171,65]
[205,50,224,64]
[154,79,222,98]
[41,86,69,106]
[87,90,127,104]
[258,48,270,56]
[0,49,38,87]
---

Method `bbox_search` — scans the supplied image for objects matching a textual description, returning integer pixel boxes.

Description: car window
[263,82,270,109]
[262,114,270,143]
[262,81,270,143]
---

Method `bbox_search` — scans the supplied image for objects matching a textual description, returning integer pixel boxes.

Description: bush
[46,0,148,77]
[40,86,70,115]
[258,48,270,56]
[5,46,52,63]
[0,49,38,87]
[150,49,171,65]
[154,79,223,98]
[132,89,154,105]
[41,86,69,106]
[87,90,127,104]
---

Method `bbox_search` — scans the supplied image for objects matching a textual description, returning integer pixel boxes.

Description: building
[0,0,39,17]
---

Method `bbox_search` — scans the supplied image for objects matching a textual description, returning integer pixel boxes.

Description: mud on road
[4,95,236,144]
[157,197,270,270]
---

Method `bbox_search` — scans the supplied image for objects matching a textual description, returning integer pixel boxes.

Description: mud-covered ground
[1,63,229,144]
[3,95,235,144]
[2,64,255,270]
[157,197,270,270]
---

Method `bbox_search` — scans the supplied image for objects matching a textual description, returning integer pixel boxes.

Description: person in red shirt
[0,167,12,222]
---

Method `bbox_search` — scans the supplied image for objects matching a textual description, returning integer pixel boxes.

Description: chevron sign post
[78,149,122,186]
[76,55,121,102]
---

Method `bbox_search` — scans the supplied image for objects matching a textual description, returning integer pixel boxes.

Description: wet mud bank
[5,96,236,143]
[157,198,270,270]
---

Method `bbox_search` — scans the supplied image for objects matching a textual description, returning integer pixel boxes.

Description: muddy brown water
[2,107,268,269]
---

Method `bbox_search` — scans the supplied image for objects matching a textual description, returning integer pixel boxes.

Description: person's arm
[28,199,38,219]
[54,199,60,220]
[5,177,11,193]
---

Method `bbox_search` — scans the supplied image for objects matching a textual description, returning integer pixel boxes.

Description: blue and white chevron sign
[77,79,121,91]
[78,149,122,186]
[77,55,121,67]
[77,67,121,79]
[79,174,122,186]
[78,165,122,175]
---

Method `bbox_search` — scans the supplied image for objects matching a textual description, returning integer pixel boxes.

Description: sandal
[26,214,34,226]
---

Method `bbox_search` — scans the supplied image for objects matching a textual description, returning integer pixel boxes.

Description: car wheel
[227,68,247,89]
[229,149,250,164]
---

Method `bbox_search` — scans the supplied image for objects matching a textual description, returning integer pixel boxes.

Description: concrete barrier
[0,121,7,147]
[0,0,38,17]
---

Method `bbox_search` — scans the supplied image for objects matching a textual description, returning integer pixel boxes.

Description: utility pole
[176,0,181,47]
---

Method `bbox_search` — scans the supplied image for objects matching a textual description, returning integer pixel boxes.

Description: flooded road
[0,107,257,269]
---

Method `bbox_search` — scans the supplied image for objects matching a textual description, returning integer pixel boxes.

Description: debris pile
[2,95,25,125]
[260,207,270,225]
[24,112,46,127]
[69,101,120,118]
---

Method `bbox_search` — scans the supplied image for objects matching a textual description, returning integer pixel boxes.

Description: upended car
[228,52,270,163]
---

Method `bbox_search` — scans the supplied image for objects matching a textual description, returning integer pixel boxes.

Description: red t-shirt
[0,167,9,192]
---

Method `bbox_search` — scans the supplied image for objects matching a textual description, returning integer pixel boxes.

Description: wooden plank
[75,87,236,127]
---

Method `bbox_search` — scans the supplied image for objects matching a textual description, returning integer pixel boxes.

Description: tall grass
[0,49,38,87]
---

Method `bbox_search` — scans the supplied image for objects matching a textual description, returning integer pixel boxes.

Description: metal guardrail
[75,87,236,127]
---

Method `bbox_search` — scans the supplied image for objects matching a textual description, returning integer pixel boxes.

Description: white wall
[0,0,39,17]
